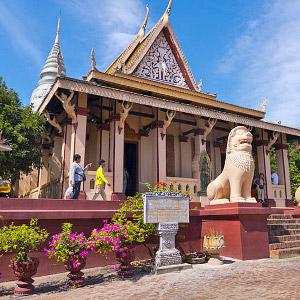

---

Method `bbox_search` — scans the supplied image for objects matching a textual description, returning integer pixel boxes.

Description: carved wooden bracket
[162,110,176,135]
[266,132,280,154]
[119,101,133,134]
[202,118,217,145]
[44,111,63,134]
[55,90,76,123]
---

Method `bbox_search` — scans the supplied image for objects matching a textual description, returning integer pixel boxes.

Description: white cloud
[218,0,300,127]
[57,0,147,69]
[0,2,42,66]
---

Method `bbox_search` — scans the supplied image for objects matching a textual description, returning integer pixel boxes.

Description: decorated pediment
[133,32,189,89]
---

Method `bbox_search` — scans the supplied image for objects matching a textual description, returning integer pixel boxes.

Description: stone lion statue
[207,126,257,204]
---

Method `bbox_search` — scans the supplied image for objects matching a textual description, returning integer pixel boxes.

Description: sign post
[143,191,191,274]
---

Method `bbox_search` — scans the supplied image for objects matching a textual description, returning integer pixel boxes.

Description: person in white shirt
[271,169,279,185]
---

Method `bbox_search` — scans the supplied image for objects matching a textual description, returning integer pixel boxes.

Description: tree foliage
[0,77,45,189]
[270,143,300,204]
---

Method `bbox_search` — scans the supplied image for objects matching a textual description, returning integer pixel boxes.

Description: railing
[272,185,286,201]
[84,171,113,200]
[26,179,61,199]
[166,177,200,201]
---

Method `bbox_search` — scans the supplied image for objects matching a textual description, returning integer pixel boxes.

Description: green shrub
[0,219,49,262]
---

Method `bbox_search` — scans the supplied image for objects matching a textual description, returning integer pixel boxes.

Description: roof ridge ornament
[260,97,266,113]
[163,0,173,25]
[138,4,149,38]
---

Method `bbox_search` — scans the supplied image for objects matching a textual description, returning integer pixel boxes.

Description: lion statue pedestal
[207,126,257,205]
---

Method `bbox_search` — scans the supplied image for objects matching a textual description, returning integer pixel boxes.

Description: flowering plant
[45,223,92,268]
[90,219,140,257]
[0,219,49,262]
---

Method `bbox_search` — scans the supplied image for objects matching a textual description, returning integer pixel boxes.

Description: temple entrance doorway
[124,142,138,197]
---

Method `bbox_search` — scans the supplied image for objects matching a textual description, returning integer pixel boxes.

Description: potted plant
[90,184,158,277]
[199,151,212,196]
[203,228,225,265]
[0,219,49,296]
[45,223,92,288]
[90,219,145,278]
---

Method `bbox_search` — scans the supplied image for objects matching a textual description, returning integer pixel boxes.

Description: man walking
[69,154,92,199]
[92,159,111,200]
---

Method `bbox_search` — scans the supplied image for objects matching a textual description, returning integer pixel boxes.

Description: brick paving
[1,257,300,300]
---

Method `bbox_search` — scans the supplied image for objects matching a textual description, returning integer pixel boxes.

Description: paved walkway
[1,257,300,300]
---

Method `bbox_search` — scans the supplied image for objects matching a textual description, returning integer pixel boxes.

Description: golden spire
[137,4,149,39]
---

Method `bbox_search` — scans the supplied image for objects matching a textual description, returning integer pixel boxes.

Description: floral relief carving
[133,32,189,89]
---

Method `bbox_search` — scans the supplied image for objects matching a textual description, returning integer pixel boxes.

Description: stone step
[268,214,294,220]
[269,234,300,243]
[267,219,300,225]
[268,224,300,230]
[270,247,300,259]
[268,229,300,236]
[269,240,300,250]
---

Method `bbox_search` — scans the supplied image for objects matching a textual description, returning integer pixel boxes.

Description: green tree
[0,77,45,194]
[288,143,300,204]
[270,143,300,204]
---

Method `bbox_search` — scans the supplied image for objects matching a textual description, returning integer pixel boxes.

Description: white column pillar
[51,135,63,180]
[39,147,51,187]
[61,121,72,197]
[110,114,125,199]
[150,121,166,183]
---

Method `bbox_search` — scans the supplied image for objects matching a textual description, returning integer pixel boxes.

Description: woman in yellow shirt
[92,160,111,200]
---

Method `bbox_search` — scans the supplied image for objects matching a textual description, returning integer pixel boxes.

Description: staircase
[268,214,300,259]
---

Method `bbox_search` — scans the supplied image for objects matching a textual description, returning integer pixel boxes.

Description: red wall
[0,199,285,283]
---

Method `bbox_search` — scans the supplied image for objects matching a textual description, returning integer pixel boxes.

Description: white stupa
[30,17,66,111]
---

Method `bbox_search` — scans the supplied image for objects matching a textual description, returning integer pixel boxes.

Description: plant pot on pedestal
[12,258,39,296]
[203,235,225,265]
[115,246,136,278]
[64,255,87,288]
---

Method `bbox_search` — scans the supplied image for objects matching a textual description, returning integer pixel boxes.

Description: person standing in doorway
[271,169,279,185]
[92,159,111,200]
[70,154,92,200]
[123,167,129,194]
[254,173,266,204]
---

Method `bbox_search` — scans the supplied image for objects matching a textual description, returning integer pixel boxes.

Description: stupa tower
[30,17,66,111]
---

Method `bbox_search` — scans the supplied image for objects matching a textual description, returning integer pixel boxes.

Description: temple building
[20,0,300,208]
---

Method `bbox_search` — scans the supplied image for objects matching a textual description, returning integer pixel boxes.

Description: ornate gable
[133,32,189,89]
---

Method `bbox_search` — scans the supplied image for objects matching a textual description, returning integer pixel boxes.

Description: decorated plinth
[201,202,278,260]
[143,191,192,274]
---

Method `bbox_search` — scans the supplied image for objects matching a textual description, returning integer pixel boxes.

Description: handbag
[259,185,264,189]
[75,172,86,182]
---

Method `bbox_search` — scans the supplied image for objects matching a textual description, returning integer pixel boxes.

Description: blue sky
[1,0,300,127]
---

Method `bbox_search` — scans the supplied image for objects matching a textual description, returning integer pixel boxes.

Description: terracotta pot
[63,255,87,288]
[115,246,136,278]
[12,257,39,296]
